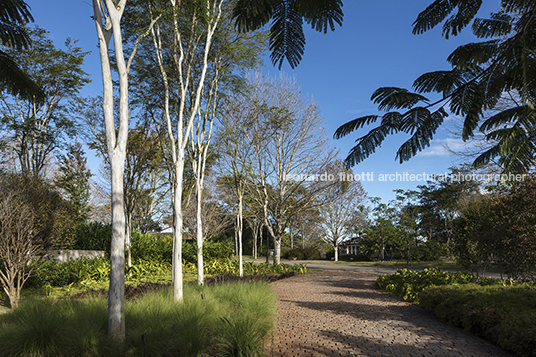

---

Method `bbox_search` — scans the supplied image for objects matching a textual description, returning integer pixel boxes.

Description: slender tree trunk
[334,243,339,261]
[196,178,204,285]
[238,193,243,276]
[108,154,126,342]
[172,158,184,301]
[125,212,132,268]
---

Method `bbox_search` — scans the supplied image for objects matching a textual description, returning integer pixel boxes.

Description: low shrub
[192,259,307,276]
[419,284,536,357]
[374,267,476,303]
[0,282,276,357]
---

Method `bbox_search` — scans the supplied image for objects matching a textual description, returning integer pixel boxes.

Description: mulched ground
[267,270,514,357]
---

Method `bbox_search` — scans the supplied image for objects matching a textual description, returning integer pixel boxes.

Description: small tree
[316,160,367,261]
[0,174,71,308]
[0,192,39,308]
[54,140,92,222]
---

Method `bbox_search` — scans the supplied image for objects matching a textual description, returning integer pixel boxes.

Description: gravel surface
[267,270,514,357]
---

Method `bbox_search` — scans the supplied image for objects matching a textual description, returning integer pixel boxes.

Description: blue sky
[26,0,500,203]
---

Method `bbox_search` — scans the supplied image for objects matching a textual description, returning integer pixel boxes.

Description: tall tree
[234,73,336,264]
[92,0,158,342]
[0,27,90,177]
[54,140,92,223]
[335,1,536,174]
[0,0,43,101]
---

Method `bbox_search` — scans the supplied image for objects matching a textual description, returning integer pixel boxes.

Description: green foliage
[0,26,90,177]
[0,282,276,357]
[130,232,234,263]
[190,259,307,276]
[375,268,476,303]
[27,257,111,288]
[232,0,343,69]
[73,222,112,254]
[54,141,92,222]
[413,240,448,261]
[335,1,536,174]
[419,283,536,357]
[453,174,536,280]
[283,247,321,260]
[0,0,44,101]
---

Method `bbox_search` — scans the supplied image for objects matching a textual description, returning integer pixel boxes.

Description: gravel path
[267,270,514,357]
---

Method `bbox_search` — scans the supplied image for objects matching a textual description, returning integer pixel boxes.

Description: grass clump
[0,282,276,357]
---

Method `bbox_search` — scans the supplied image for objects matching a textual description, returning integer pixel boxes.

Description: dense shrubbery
[283,247,321,260]
[192,259,307,276]
[73,222,112,253]
[26,255,305,289]
[0,282,276,357]
[130,232,233,263]
[26,257,171,288]
[375,268,478,303]
[419,284,536,357]
[375,268,536,356]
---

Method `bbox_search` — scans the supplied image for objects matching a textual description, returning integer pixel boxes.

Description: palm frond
[413,0,458,35]
[0,0,33,49]
[296,0,343,33]
[413,68,477,96]
[371,87,429,111]
[343,119,401,167]
[447,40,499,70]
[449,81,484,138]
[333,115,379,139]
[472,12,513,39]
[396,108,447,162]
[479,106,530,131]
[0,50,44,102]
[270,0,305,69]
[232,0,274,32]
[441,0,482,39]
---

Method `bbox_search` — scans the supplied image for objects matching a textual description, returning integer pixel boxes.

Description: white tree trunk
[238,193,244,277]
[196,178,204,285]
[334,245,339,261]
[172,157,184,300]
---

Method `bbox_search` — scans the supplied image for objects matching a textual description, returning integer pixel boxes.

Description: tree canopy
[335,0,536,174]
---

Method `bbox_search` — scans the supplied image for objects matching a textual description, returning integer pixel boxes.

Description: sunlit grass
[0,282,276,357]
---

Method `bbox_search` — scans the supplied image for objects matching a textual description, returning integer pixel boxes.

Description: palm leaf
[480,106,531,131]
[447,40,499,70]
[0,0,33,49]
[333,115,379,139]
[0,50,43,102]
[413,0,458,35]
[232,0,274,32]
[343,119,401,167]
[472,12,513,39]
[270,0,305,69]
[295,0,343,33]
[413,68,477,96]
[441,0,482,39]
[371,87,429,111]
[396,108,447,162]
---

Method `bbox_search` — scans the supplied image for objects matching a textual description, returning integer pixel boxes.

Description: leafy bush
[419,284,536,357]
[413,240,448,261]
[27,257,111,287]
[131,232,233,263]
[283,247,321,260]
[0,282,276,357]
[374,268,476,303]
[73,222,112,253]
[188,259,307,276]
